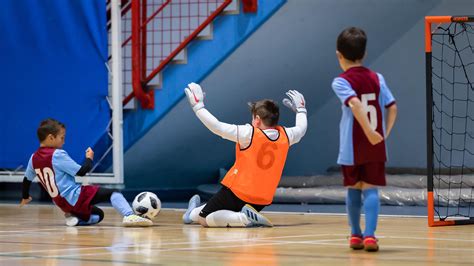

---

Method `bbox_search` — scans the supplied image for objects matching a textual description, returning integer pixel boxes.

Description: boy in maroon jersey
[20,118,152,227]
[332,27,397,251]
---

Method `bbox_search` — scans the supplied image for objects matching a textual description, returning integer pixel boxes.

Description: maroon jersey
[338,66,386,164]
[31,147,61,200]
[29,147,98,220]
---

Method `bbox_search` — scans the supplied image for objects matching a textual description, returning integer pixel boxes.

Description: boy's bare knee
[360,182,376,190]
[348,181,376,190]
[348,181,362,189]
[198,216,208,227]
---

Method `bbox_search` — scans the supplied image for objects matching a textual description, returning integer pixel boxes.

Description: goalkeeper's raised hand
[184,82,205,112]
[282,90,307,114]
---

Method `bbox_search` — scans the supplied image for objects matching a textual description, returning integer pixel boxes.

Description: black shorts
[199,186,267,218]
[90,187,118,205]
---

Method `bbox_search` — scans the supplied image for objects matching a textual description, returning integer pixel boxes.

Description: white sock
[190,204,206,222]
[205,210,250,227]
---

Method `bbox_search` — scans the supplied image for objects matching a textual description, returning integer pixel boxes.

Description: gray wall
[124,0,474,188]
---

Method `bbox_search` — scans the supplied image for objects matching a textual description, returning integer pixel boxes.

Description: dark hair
[37,118,65,142]
[337,27,367,61]
[248,99,279,127]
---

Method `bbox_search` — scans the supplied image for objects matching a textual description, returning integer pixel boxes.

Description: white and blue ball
[132,192,161,219]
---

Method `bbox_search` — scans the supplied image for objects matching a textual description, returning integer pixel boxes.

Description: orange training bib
[221,126,289,205]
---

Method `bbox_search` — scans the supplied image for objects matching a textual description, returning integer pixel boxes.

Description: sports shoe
[349,234,364,250]
[363,236,379,252]
[64,213,79,227]
[182,194,201,224]
[241,204,273,227]
[123,214,153,227]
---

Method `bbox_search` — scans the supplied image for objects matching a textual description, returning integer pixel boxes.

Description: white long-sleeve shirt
[195,108,307,149]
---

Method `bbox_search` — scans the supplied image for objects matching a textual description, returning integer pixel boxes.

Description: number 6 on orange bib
[221,126,289,205]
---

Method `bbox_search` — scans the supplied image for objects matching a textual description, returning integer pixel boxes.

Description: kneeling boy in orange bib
[182,83,307,227]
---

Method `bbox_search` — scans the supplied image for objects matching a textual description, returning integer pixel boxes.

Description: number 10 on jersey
[35,167,59,197]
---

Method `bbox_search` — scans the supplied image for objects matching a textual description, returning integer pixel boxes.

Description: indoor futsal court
[1,205,473,265]
[0,0,473,265]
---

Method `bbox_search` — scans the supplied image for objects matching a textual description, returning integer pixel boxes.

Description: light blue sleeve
[25,155,36,181]
[377,73,396,107]
[332,77,357,106]
[52,150,81,177]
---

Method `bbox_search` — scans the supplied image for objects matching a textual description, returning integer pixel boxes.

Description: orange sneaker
[349,234,364,250]
[363,236,379,252]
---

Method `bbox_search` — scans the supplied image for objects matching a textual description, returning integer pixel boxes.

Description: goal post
[425,16,474,226]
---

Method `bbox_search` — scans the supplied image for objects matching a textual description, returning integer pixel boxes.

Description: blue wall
[124,0,474,189]
[0,0,109,168]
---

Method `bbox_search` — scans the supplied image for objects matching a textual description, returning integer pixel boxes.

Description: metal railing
[122,0,233,108]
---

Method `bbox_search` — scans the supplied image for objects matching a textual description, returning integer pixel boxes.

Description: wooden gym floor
[0,204,472,265]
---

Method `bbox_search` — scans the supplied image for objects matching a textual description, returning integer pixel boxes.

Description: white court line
[0,225,132,234]
[1,230,473,264]
[0,238,347,262]
[0,225,189,238]
[0,206,470,237]
[378,227,474,236]
[0,234,341,262]
[0,204,471,262]
[294,242,474,252]
[0,221,467,242]
[8,234,474,262]
[383,235,474,242]
[262,211,428,219]
[0,228,78,234]
[1,230,473,261]
[0,233,340,257]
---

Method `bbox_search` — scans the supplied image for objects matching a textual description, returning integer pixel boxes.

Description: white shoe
[65,213,79,227]
[241,204,273,227]
[182,194,200,224]
[123,214,153,227]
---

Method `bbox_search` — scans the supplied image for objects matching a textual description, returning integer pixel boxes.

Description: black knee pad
[92,206,105,223]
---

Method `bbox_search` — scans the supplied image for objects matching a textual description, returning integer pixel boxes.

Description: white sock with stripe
[205,210,250,227]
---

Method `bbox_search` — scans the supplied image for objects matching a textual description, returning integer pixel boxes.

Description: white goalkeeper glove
[184,82,205,112]
[282,90,307,114]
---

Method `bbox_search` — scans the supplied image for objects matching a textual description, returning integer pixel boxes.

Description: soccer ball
[132,192,161,219]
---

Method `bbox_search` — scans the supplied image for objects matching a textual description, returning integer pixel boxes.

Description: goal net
[425,16,474,226]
